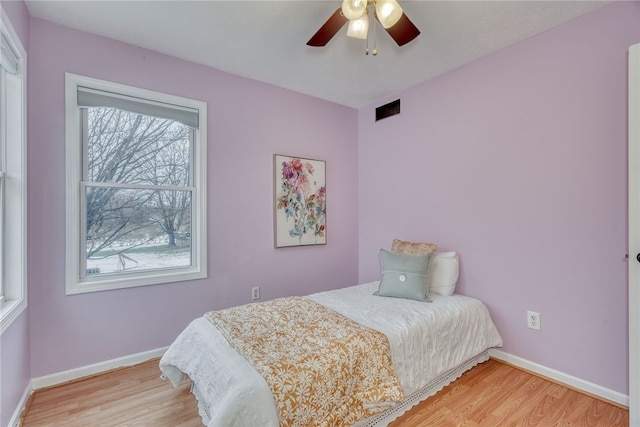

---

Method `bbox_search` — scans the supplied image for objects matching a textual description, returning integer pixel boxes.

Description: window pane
[0,69,5,298]
[85,186,192,276]
[86,107,190,187]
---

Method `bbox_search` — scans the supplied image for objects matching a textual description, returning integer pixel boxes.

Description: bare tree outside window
[84,107,193,275]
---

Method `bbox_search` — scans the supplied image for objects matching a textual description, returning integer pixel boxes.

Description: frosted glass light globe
[346,12,369,39]
[342,0,367,20]
[375,0,403,28]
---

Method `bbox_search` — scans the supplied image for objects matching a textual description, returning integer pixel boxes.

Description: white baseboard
[7,347,167,427]
[7,381,32,427]
[489,349,628,407]
[31,346,167,390]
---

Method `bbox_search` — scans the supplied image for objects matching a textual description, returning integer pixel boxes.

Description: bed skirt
[354,351,490,426]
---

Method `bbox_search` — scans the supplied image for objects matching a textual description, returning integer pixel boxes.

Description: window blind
[77,86,199,129]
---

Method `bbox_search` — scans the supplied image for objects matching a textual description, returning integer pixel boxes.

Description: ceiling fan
[307,0,420,48]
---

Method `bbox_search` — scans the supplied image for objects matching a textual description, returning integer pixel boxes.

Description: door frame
[629,42,639,427]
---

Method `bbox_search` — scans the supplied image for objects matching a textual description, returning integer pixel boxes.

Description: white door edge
[628,42,640,427]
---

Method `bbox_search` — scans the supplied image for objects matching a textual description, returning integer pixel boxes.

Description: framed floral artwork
[274,155,326,248]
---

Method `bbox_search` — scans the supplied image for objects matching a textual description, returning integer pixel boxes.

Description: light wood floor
[20,358,628,427]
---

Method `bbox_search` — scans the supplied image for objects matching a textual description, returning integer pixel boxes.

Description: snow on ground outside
[86,250,191,274]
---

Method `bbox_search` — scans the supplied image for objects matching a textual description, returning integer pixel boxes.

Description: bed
[159,279,503,426]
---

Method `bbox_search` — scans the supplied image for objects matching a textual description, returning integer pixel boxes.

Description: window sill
[0,297,27,335]
[66,267,207,295]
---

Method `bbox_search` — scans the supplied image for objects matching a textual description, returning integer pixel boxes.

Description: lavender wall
[358,1,640,394]
[0,2,31,426]
[27,18,359,378]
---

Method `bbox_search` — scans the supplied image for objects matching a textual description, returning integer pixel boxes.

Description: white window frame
[0,9,27,334]
[65,73,207,295]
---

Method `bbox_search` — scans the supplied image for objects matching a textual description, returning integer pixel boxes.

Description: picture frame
[274,154,326,248]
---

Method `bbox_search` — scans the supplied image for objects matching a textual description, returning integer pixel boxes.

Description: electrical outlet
[527,311,541,330]
[252,286,260,300]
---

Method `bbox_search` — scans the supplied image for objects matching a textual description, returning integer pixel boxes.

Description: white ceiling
[25,0,610,108]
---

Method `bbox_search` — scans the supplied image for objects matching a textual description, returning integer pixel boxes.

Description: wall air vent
[376,99,400,122]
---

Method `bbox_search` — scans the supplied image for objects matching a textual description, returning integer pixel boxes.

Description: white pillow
[428,252,459,296]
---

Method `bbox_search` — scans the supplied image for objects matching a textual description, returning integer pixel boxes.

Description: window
[0,10,27,334]
[65,74,207,294]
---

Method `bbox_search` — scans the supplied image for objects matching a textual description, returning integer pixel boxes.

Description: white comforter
[159,281,503,426]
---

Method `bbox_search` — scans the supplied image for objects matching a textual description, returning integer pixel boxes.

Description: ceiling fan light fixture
[306,0,419,48]
[346,12,369,39]
[375,0,403,28]
[341,0,367,20]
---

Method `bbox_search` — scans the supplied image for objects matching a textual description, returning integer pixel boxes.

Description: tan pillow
[391,239,437,255]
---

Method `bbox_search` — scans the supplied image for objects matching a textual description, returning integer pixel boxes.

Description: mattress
[159,281,503,426]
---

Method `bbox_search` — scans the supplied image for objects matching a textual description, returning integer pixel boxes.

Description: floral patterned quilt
[205,297,403,427]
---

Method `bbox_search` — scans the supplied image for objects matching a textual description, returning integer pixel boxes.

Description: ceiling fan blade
[307,8,349,47]
[384,13,420,46]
